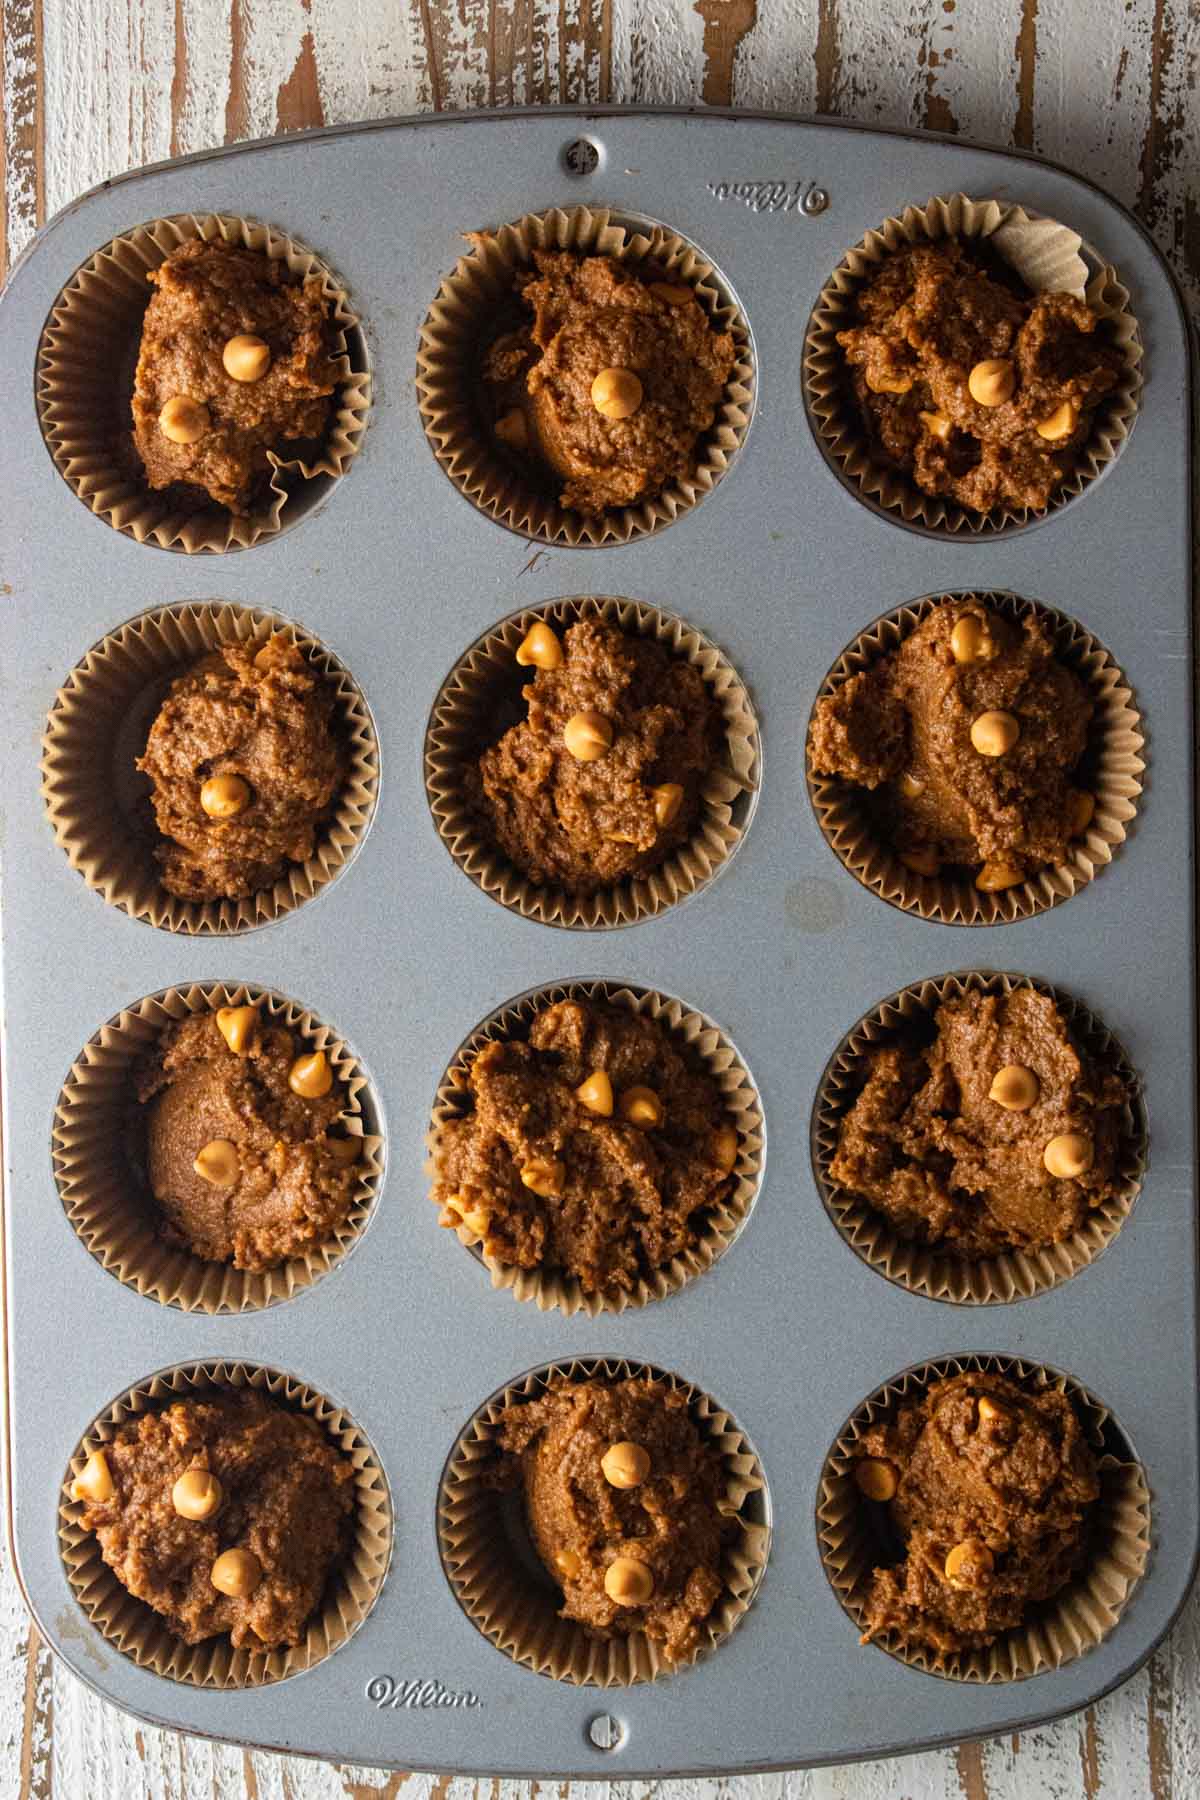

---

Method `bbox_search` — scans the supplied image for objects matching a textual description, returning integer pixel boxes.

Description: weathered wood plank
[0,0,42,282]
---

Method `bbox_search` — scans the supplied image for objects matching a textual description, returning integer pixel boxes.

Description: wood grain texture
[1,1,1198,1795]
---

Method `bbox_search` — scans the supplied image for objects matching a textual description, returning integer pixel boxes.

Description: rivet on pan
[587,1713,626,1751]
[803,186,829,216]
[562,137,601,177]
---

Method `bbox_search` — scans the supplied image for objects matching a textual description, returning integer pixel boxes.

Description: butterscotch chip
[72,1450,114,1504]
[288,1050,332,1099]
[967,358,1015,407]
[900,847,939,877]
[575,1069,614,1116]
[1037,400,1078,441]
[652,782,684,828]
[591,367,644,420]
[600,1440,651,1489]
[619,1085,664,1129]
[159,395,210,444]
[520,1157,565,1198]
[944,1538,995,1588]
[172,1468,224,1520]
[605,1555,655,1603]
[211,1548,262,1597]
[515,622,562,671]
[989,1065,1040,1111]
[976,857,1026,891]
[222,334,271,383]
[854,1457,897,1502]
[713,1123,739,1173]
[949,612,996,664]
[1044,1133,1094,1179]
[970,710,1020,758]
[216,1005,260,1056]
[192,1139,240,1188]
[563,710,613,762]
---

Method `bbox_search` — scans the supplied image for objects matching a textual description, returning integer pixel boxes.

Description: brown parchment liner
[36,211,370,553]
[416,205,755,546]
[426,596,759,929]
[806,590,1145,927]
[817,1353,1151,1681]
[803,193,1142,537]
[439,1355,770,1686]
[52,982,384,1313]
[60,1360,392,1687]
[426,980,764,1315]
[41,601,380,935]
[812,971,1147,1305]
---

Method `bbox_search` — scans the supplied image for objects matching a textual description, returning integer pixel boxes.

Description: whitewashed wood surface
[2,1,1198,1795]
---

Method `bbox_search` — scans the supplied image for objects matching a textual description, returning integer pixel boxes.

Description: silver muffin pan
[0,106,1194,1775]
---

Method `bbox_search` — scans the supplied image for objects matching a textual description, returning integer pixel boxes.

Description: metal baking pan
[0,104,1194,1775]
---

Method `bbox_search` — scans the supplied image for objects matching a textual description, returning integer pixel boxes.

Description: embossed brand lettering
[367,1675,482,1710]
[707,179,822,215]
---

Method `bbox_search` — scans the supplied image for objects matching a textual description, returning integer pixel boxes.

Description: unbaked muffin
[481,251,735,513]
[138,635,345,904]
[828,986,1129,1259]
[836,238,1121,515]
[808,597,1096,893]
[431,996,739,1299]
[135,1003,363,1271]
[132,238,340,515]
[71,1389,354,1650]
[852,1371,1100,1657]
[494,1375,731,1664]
[468,616,723,896]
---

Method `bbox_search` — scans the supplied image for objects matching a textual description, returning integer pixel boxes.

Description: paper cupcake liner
[416,205,754,546]
[425,596,760,929]
[817,1353,1151,1681]
[41,600,380,935]
[812,971,1147,1304]
[807,590,1145,926]
[60,1360,392,1686]
[427,979,764,1316]
[53,982,384,1313]
[803,193,1142,537]
[438,1355,770,1686]
[36,212,371,553]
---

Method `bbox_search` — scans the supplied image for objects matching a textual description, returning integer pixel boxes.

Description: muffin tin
[0,107,1194,1775]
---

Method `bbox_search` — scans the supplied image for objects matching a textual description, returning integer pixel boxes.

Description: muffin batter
[132,238,340,515]
[74,1389,355,1650]
[469,617,722,894]
[853,1371,1100,1657]
[482,251,736,513]
[808,598,1095,890]
[432,997,739,1298]
[836,240,1121,514]
[138,636,345,904]
[495,1375,729,1663]
[136,1005,362,1271]
[829,986,1128,1258]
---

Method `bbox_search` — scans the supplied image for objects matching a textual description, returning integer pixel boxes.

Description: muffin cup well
[812,971,1147,1305]
[803,193,1142,537]
[817,1353,1150,1681]
[416,205,754,546]
[427,980,764,1316]
[806,590,1145,926]
[53,983,384,1313]
[425,595,759,929]
[60,1360,392,1687]
[36,212,370,553]
[438,1355,770,1686]
[41,601,379,935]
